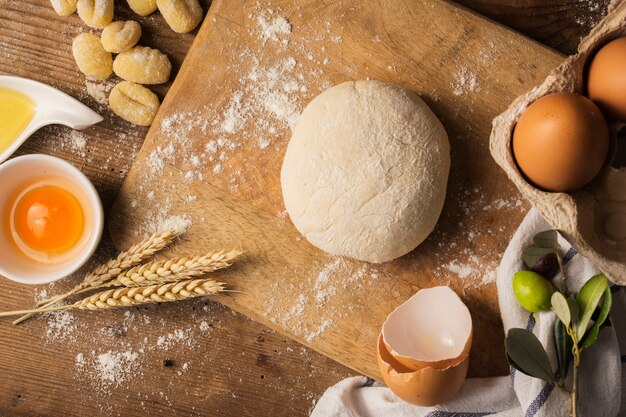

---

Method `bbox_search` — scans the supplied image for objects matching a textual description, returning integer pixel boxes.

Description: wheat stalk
[0,279,226,317]
[15,230,180,325]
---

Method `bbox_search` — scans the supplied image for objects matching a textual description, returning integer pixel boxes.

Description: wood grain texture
[0,0,611,415]
[110,0,563,384]
[456,0,612,55]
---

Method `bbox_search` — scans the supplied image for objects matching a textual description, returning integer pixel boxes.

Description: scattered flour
[70,131,87,151]
[144,213,191,236]
[313,259,342,306]
[305,319,334,343]
[443,261,474,279]
[452,66,480,96]
[256,10,292,45]
[257,137,271,149]
[147,143,175,175]
[85,79,114,106]
[156,328,191,349]
[45,310,76,342]
[95,350,140,386]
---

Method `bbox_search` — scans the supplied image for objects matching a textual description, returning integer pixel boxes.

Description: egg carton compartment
[490,0,626,284]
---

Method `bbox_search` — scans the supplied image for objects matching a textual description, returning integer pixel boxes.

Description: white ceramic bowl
[0,155,103,284]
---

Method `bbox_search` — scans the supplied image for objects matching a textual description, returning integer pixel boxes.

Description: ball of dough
[281,80,450,263]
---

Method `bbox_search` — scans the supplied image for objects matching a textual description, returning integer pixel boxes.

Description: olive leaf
[505,328,555,383]
[554,319,573,381]
[567,297,579,324]
[551,292,571,327]
[580,287,612,350]
[576,274,609,342]
[533,230,559,250]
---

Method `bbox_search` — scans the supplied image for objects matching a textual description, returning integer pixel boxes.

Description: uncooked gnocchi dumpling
[156,0,203,33]
[113,46,171,84]
[77,0,114,28]
[50,0,77,16]
[127,0,157,16]
[101,21,142,53]
[72,33,113,80]
[109,81,160,126]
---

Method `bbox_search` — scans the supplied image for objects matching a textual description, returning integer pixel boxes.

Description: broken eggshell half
[381,286,472,371]
[377,286,472,406]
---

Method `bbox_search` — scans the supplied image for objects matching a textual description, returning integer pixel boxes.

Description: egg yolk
[13,185,84,253]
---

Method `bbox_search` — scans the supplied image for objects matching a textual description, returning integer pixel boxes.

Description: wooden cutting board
[109,0,563,379]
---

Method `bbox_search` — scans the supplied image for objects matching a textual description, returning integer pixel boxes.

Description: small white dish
[0,155,104,285]
[0,75,103,164]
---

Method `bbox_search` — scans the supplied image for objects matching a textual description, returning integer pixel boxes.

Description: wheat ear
[106,249,240,288]
[15,230,180,325]
[0,279,226,317]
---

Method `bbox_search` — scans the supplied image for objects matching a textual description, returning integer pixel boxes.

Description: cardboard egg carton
[490,0,626,284]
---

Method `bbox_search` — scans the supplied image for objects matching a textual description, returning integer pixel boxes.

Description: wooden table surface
[0,0,611,416]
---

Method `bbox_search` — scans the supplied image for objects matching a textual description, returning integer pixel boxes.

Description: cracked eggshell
[377,333,469,407]
[382,286,472,371]
[490,1,626,284]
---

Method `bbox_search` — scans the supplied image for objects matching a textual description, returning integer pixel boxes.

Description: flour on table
[452,66,480,96]
[94,350,140,386]
[85,79,114,106]
[220,91,247,134]
[255,9,292,45]
[314,259,341,306]
[156,329,191,349]
[257,137,271,149]
[144,213,191,236]
[304,319,334,343]
[142,9,307,190]
[444,261,474,279]
[264,257,379,343]
[45,310,77,342]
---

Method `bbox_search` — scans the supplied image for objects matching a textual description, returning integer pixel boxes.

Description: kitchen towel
[311,208,625,417]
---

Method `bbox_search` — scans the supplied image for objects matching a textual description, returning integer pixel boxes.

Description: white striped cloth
[311,208,625,417]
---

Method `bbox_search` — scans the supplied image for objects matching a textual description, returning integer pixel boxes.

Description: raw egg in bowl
[0,154,103,284]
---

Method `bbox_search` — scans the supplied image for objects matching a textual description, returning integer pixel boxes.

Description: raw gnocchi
[101,21,142,53]
[113,46,171,84]
[109,81,160,126]
[77,0,114,28]
[127,0,157,16]
[50,0,77,16]
[156,0,203,33]
[72,33,113,80]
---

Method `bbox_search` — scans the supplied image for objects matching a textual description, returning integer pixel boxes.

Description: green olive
[512,270,555,313]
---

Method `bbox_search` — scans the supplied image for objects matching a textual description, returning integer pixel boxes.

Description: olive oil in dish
[0,87,37,154]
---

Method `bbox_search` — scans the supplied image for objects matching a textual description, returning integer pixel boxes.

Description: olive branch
[505,230,611,417]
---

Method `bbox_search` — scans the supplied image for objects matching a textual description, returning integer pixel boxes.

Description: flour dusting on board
[452,66,481,96]
[264,257,382,343]
[134,7,316,228]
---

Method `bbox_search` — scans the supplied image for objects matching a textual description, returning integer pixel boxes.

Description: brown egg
[587,37,626,121]
[377,334,469,407]
[376,287,472,406]
[512,92,609,192]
